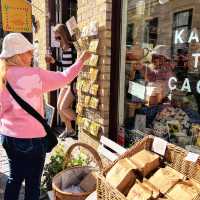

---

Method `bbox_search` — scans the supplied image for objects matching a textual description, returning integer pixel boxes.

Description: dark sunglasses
[55,36,62,41]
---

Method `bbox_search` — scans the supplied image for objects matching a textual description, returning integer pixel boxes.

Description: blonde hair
[53,24,73,45]
[0,55,24,90]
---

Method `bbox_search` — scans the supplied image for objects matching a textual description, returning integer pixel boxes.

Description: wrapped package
[77,38,89,50]
[130,149,160,176]
[142,180,160,198]
[82,81,91,93]
[89,122,101,137]
[89,54,99,66]
[84,96,91,107]
[83,119,91,131]
[166,180,200,200]
[106,158,137,195]
[127,182,152,200]
[88,21,99,36]
[88,39,99,53]
[89,97,99,109]
[148,166,184,194]
[76,116,84,127]
[89,68,99,82]
[89,84,99,96]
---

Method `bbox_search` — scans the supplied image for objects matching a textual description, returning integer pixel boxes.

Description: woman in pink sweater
[0,33,91,200]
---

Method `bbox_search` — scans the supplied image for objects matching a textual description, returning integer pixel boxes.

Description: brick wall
[77,0,112,147]
[32,0,50,102]
[128,0,200,49]
[32,0,49,70]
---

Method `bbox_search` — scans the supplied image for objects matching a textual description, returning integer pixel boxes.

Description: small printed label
[185,152,199,163]
[152,137,168,156]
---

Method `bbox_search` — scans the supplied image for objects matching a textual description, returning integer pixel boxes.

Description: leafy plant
[41,144,89,192]
[67,152,89,167]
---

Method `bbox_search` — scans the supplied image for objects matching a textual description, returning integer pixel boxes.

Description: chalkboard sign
[45,104,55,127]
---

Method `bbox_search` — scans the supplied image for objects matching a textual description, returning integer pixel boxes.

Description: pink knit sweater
[0,60,83,138]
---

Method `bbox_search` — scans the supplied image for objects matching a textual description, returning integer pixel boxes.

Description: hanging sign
[1,0,32,33]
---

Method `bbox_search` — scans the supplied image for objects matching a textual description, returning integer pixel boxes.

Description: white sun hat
[0,33,34,59]
[151,45,171,60]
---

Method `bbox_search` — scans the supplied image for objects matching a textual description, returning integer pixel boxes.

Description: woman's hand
[45,55,55,64]
[78,51,92,63]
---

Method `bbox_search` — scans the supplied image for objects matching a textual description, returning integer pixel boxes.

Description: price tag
[152,137,168,156]
[185,152,199,163]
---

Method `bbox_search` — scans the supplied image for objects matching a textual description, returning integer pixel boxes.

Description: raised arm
[40,51,91,93]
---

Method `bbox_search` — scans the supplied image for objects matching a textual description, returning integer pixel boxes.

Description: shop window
[127,23,134,46]
[144,18,158,47]
[122,0,200,153]
[172,9,193,56]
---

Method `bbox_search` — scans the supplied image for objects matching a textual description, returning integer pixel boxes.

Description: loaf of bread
[127,182,152,200]
[166,180,200,200]
[142,180,160,198]
[106,158,137,194]
[130,149,160,176]
[148,166,184,194]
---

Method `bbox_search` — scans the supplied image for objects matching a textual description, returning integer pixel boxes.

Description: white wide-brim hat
[0,33,34,59]
[151,45,171,60]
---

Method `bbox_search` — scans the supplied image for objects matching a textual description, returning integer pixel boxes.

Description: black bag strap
[6,82,49,129]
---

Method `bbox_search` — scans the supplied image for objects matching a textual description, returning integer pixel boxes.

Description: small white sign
[51,26,60,48]
[152,137,168,156]
[185,152,199,163]
[45,103,55,127]
[66,16,78,36]
[134,114,146,131]
[128,81,145,100]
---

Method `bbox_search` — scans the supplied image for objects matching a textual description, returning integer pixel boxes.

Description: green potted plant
[41,144,90,193]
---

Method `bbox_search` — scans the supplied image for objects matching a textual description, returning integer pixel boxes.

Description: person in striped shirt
[46,24,78,137]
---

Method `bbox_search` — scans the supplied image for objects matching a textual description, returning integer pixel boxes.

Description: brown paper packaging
[130,149,160,177]
[106,158,137,195]
[166,179,200,200]
[126,182,152,200]
[148,166,185,194]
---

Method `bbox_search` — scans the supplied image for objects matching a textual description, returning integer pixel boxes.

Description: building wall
[127,0,200,48]
[32,0,49,70]
[77,0,112,148]
[32,0,50,102]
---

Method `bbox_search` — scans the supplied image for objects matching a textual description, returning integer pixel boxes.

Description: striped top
[61,48,73,69]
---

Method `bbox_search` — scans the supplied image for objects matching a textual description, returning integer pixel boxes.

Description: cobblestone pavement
[0,137,76,200]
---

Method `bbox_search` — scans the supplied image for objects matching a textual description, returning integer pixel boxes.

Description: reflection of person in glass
[174,48,189,82]
[45,24,78,137]
[135,45,174,82]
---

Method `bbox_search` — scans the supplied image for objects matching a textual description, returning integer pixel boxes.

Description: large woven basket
[52,142,103,200]
[96,135,200,200]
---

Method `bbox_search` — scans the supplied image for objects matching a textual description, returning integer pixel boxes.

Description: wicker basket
[52,142,103,200]
[96,135,200,200]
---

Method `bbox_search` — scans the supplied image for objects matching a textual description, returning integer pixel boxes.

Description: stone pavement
[0,137,76,200]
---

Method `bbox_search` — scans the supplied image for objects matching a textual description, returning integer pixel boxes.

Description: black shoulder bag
[6,82,58,153]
